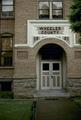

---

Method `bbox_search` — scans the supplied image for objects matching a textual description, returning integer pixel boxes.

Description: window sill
[0,66,14,69]
[1,17,15,20]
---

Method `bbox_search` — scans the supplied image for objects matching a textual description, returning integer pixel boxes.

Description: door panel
[41,62,50,89]
[41,61,61,89]
[52,62,61,89]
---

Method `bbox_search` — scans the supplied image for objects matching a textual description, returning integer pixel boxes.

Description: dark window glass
[43,63,49,70]
[0,82,12,91]
[0,33,13,66]
[53,63,59,70]
[39,2,49,19]
[1,52,12,66]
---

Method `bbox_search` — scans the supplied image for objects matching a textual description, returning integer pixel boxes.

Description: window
[0,81,12,91]
[53,63,59,70]
[52,2,63,19]
[43,63,49,71]
[38,2,49,19]
[38,0,63,19]
[0,33,13,66]
[1,0,14,17]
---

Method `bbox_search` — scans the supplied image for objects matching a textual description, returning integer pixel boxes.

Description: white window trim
[38,0,63,20]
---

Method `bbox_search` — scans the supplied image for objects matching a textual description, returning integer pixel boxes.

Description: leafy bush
[0,91,14,99]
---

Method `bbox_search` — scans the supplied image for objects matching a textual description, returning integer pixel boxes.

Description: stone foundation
[13,78,36,98]
[67,78,81,96]
[13,78,81,98]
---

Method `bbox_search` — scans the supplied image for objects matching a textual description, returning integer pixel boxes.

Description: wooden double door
[41,61,62,89]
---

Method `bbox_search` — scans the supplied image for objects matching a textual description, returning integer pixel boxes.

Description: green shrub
[0,91,14,99]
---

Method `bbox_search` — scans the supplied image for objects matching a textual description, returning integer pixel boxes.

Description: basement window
[0,81,12,91]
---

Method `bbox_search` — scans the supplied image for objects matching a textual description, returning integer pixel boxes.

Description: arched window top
[1,33,13,37]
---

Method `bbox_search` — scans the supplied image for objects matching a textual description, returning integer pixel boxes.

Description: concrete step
[34,89,70,98]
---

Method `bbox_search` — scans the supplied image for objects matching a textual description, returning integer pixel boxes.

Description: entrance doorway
[37,44,66,90]
[41,61,61,89]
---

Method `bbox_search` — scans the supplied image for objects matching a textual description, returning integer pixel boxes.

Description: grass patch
[0,91,13,99]
[0,99,32,120]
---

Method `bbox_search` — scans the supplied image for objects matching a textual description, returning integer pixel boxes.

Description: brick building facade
[0,0,81,98]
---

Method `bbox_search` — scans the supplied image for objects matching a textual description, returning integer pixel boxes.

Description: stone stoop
[33,89,70,98]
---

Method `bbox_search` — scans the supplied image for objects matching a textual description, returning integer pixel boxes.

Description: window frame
[0,81,12,91]
[38,0,63,20]
[1,0,15,18]
[52,1,63,19]
[38,1,50,19]
[0,33,13,67]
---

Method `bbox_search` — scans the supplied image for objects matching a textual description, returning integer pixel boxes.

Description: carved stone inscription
[38,26,63,34]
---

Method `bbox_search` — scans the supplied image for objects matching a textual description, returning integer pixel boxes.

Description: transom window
[0,33,13,66]
[1,0,14,17]
[38,0,63,19]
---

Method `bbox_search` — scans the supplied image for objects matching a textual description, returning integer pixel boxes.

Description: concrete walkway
[36,99,81,120]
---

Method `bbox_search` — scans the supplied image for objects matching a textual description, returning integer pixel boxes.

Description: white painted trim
[27,20,33,46]
[32,36,72,47]
[14,43,81,48]
[14,44,29,47]
[74,33,76,45]
[74,44,81,47]
[74,33,81,46]
[36,54,40,90]
[50,2,52,19]
[28,20,69,24]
